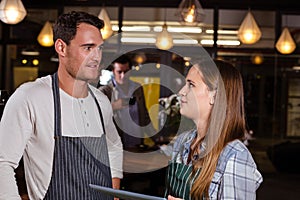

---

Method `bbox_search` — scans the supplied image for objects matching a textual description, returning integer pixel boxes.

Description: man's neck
[57,70,89,98]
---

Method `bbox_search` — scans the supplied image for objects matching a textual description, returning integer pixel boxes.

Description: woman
[165,59,262,200]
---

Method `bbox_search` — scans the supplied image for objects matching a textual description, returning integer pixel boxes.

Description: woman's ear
[55,39,66,56]
[209,90,216,105]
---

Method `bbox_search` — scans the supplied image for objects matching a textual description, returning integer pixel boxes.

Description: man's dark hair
[112,54,132,69]
[53,11,104,45]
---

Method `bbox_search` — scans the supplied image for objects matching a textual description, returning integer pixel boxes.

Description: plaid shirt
[171,129,263,199]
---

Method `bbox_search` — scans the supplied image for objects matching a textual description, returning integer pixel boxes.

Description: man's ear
[55,39,66,56]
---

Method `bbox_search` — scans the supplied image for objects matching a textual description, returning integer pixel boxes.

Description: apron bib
[164,162,201,200]
[44,73,113,200]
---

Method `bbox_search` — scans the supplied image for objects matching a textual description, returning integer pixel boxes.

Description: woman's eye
[188,82,194,88]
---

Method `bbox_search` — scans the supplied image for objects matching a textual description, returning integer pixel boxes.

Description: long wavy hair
[190,59,246,199]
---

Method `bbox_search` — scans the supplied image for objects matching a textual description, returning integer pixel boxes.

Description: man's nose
[90,47,102,60]
[95,48,102,59]
[120,72,125,78]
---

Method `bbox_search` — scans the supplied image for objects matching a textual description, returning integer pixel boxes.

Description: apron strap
[51,73,62,137]
[88,87,106,135]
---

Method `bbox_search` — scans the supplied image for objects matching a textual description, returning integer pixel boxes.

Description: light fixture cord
[285,14,287,28]
[188,0,193,8]
[164,8,167,25]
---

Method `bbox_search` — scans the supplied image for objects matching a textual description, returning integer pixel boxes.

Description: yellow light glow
[275,27,296,54]
[178,0,205,24]
[37,21,54,47]
[184,5,195,23]
[21,59,27,65]
[0,0,27,24]
[135,65,140,71]
[238,11,262,44]
[185,61,190,66]
[98,8,113,40]
[155,24,173,50]
[251,54,264,65]
[32,59,39,66]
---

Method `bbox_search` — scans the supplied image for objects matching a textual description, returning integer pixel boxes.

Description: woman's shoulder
[226,139,249,153]
[220,139,253,162]
[216,139,256,172]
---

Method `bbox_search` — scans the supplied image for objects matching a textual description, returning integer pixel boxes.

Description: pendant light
[251,53,264,65]
[275,27,296,54]
[155,24,173,50]
[177,0,205,24]
[37,21,54,47]
[237,11,262,44]
[98,8,113,40]
[0,0,27,24]
[156,9,173,50]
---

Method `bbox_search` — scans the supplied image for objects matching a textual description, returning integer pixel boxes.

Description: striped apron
[164,161,201,200]
[44,73,113,200]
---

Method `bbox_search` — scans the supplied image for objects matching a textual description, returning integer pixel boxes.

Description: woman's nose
[178,87,187,97]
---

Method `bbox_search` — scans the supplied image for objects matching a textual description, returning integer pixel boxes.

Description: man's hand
[112,99,125,110]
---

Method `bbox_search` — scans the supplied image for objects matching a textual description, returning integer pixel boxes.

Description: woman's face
[178,65,213,123]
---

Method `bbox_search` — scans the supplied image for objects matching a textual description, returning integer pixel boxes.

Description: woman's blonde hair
[190,59,246,199]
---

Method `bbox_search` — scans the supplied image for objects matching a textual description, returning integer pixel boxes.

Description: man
[99,55,156,150]
[0,11,123,199]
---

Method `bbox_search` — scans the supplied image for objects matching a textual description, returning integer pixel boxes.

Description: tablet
[89,184,167,200]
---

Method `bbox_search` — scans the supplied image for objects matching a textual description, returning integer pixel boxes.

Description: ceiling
[18,0,300,51]
[22,0,300,12]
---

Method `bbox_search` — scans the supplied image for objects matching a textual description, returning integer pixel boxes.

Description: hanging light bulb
[0,0,27,24]
[156,24,173,50]
[275,27,296,54]
[98,8,113,40]
[177,0,205,24]
[134,52,147,64]
[238,11,262,44]
[37,21,54,47]
[251,53,264,65]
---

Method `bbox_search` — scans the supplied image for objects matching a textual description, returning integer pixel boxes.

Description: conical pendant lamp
[177,0,205,24]
[0,0,27,24]
[98,8,113,40]
[238,11,262,44]
[156,24,173,50]
[37,21,54,47]
[275,27,296,54]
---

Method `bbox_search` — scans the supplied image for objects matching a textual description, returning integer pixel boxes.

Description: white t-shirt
[0,75,123,200]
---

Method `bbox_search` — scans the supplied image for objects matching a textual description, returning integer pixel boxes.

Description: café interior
[0,0,300,199]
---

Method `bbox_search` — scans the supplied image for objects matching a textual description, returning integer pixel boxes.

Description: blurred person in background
[99,54,156,151]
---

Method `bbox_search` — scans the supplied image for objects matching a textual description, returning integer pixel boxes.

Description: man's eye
[84,46,92,51]
[98,45,104,51]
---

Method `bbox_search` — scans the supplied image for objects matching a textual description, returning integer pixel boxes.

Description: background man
[99,54,156,150]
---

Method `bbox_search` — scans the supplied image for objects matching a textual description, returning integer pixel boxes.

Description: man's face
[112,62,130,85]
[63,23,104,82]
